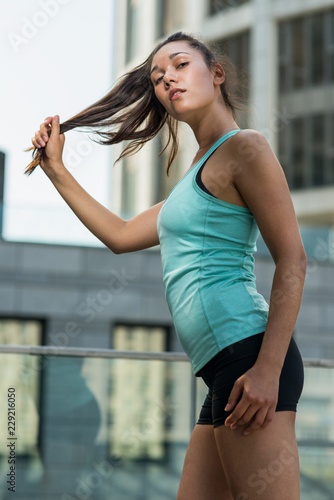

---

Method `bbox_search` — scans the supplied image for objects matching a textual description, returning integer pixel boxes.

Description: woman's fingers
[243,406,274,435]
[30,115,65,173]
[37,135,45,147]
[49,115,60,138]
[32,130,45,148]
[225,398,275,436]
[32,136,43,148]
[224,378,243,414]
[40,117,52,141]
[229,403,260,430]
[225,396,253,429]
[32,117,53,148]
[224,364,280,435]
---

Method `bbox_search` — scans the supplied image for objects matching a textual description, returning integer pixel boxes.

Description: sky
[0,0,115,246]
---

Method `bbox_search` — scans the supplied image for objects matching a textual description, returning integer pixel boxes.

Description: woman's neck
[188,107,240,153]
[196,127,240,153]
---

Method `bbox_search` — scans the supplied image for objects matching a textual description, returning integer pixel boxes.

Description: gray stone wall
[0,238,333,358]
[0,240,177,351]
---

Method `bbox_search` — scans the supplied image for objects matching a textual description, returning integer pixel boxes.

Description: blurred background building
[109,0,334,496]
[111,0,334,227]
[0,0,334,498]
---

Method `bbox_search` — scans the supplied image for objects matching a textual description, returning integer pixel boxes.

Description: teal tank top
[157,129,270,375]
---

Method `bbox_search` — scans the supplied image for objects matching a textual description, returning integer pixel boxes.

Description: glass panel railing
[0,352,192,500]
[1,348,334,499]
[196,363,334,499]
[296,365,334,499]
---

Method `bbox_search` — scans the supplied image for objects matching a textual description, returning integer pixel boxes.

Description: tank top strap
[195,129,242,170]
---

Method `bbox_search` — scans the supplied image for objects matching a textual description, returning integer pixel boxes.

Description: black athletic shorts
[196,331,304,428]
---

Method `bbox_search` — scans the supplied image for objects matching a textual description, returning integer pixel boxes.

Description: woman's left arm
[223,130,307,436]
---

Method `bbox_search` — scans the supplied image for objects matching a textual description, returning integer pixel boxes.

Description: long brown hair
[24,31,249,176]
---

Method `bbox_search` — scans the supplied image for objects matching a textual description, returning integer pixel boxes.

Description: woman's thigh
[176,424,233,500]
[214,411,300,500]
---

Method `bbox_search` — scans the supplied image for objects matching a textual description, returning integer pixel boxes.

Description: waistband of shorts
[197,331,266,378]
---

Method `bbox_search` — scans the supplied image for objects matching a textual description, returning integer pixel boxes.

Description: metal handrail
[0,344,198,428]
[0,344,333,430]
[0,344,189,361]
[302,358,334,368]
[0,344,333,367]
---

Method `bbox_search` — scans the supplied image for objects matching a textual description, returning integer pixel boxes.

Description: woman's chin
[168,106,196,123]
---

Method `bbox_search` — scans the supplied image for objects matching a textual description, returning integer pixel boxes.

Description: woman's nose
[163,71,177,86]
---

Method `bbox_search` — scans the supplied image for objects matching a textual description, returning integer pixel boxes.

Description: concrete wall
[0,240,176,350]
[1,236,333,360]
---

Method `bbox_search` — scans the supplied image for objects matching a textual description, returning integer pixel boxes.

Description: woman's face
[150,41,224,123]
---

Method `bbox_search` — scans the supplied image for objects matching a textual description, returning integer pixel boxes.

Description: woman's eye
[155,62,188,85]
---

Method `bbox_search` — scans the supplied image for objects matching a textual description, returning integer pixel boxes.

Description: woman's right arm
[32,116,162,254]
[49,167,163,253]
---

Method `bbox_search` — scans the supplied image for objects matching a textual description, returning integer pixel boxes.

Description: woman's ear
[213,63,226,86]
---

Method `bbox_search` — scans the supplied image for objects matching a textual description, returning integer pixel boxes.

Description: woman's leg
[213,411,300,500]
[176,423,234,500]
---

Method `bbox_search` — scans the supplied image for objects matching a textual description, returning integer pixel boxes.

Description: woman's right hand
[32,115,65,175]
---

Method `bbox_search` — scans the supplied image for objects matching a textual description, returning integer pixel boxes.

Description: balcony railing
[0,345,333,499]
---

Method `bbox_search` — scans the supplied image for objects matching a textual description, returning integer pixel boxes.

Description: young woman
[27,32,307,500]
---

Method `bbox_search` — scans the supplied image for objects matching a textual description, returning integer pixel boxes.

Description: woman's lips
[169,89,185,101]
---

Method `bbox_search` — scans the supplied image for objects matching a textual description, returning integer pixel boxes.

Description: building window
[291,118,306,189]
[279,9,334,92]
[156,0,186,36]
[152,132,183,205]
[328,10,334,82]
[278,9,334,191]
[0,319,43,457]
[311,13,325,85]
[212,31,251,128]
[156,0,167,39]
[292,18,306,89]
[121,154,138,219]
[125,0,141,63]
[109,324,169,461]
[278,112,334,190]
[209,0,250,16]
[311,114,325,187]
[112,323,168,351]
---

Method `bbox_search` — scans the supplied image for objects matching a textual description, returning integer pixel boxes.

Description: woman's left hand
[224,363,280,436]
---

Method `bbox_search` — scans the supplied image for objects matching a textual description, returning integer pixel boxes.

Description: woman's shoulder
[217,128,271,163]
[233,128,268,147]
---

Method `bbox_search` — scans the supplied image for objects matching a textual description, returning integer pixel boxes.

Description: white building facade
[112,0,334,230]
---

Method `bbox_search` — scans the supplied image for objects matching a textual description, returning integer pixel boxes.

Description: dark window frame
[107,320,174,464]
[278,9,334,190]
[209,0,250,17]
[0,316,46,459]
